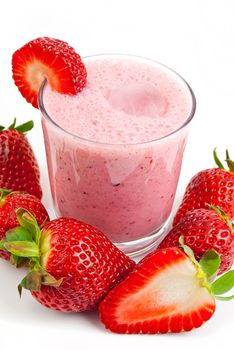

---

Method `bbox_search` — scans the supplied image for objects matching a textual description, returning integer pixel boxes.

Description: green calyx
[0,189,12,205]
[211,271,234,300]
[18,270,63,297]
[213,148,234,173]
[0,118,34,134]
[179,236,234,301]
[0,189,28,208]
[206,204,234,230]
[0,209,62,295]
[225,150,234,173]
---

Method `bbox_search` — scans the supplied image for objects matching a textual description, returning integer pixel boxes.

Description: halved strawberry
[12,37,87,108]
[99,246,234,334]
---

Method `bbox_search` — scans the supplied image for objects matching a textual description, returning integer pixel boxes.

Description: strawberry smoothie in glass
[39,55,196,256]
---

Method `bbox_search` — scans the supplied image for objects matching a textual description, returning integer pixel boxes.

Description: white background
[0,0,233,348]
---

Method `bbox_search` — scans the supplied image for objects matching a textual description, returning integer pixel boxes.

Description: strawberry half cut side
[99,241,234,334]
[12,37,87,108]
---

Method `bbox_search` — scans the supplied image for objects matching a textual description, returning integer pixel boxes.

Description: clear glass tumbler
[39,55,196,257]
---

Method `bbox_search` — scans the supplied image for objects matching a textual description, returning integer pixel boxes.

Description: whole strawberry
[0,189,49,261]
[99,246,234,334]
[173,149,234,226]
[1,212,135,312]
[159,207,234,274]
[0,118,42,199]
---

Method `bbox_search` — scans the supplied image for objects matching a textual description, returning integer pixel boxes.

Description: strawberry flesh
[12,37,87,108]
[99,248,215,333]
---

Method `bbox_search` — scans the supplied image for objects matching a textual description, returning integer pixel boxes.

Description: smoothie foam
[41,56,194,245]
[44,57,192,144]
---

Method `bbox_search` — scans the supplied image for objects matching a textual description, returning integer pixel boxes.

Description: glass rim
[38,53,196,147]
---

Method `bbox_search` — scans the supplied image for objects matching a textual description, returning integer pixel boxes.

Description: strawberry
[99,246,234,334]
[0,119,42,199]
[0,212,135,312]
[0,189,49,261]
[12,37,87,108]
[159,207,234,274]
[173,149,234,226]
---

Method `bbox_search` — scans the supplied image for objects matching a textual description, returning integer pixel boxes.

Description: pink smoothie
[41,55,194,244]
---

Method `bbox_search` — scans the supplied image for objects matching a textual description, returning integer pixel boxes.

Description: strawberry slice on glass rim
[12,37,87,108]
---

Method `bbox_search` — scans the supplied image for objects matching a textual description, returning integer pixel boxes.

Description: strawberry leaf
[215,294,234,301]
[226,150,234,173]
[3,241,39,257]
[0,189,12,201]
[199,249,220,279]
[213,148,225,169]
[16,209,41,245]
[206,205,233,228]
[0,119,33,134]
[8,118,17,130]
[10,255,28,268]
[18,270,62,295]
[211,270,234,296]
[179,236,196,261]
[6,226,33,242]
[15,120,34,134]
[19,271,42,292]
[0,239,6,250]
[41,271,63,287]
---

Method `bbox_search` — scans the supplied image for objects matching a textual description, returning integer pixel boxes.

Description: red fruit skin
[99,247,215,334]
[32,218,135,312]
[159,208,234,274]
[0,129,42,199]
[12,37,87,108]
[0,192,49,260]
[174,168,234,226]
